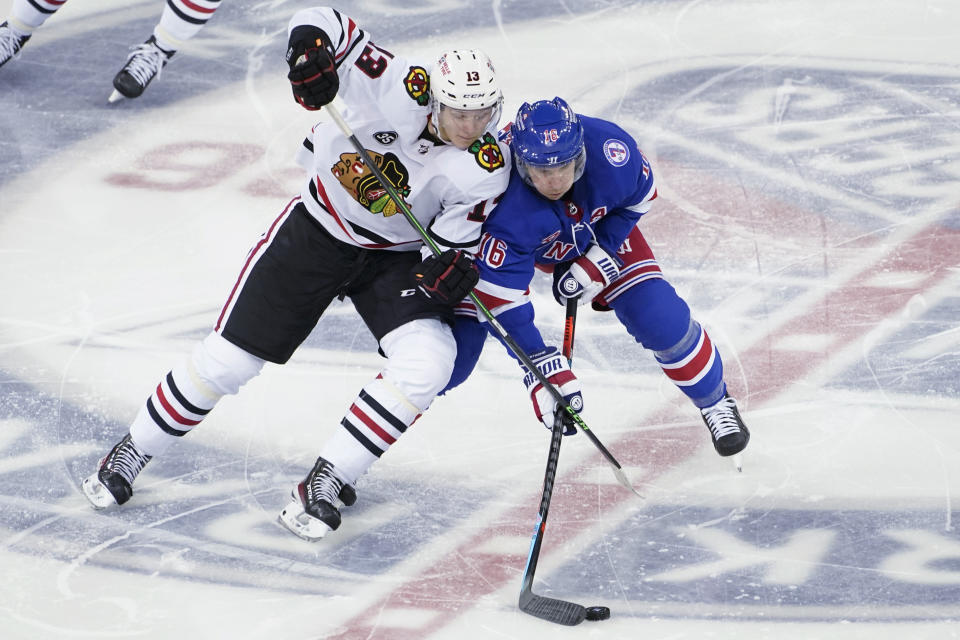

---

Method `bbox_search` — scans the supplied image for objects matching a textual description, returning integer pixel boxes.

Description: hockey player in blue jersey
[445,96,749,459]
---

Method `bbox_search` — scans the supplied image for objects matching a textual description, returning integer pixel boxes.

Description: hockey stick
[323,101,640,496]
[519,299,609,625]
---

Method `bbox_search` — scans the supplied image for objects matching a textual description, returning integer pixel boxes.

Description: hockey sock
[127,333,264,456]
[128,363,216,456]
[320,376,422,484]
[9,0,61,31]
[155,0,222,50]
[655,320,726,409]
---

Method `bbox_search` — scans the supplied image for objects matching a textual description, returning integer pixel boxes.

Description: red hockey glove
[286,25,339,110]
[520,347,582,435]
[412,249,479,305]
[553,244,620,305]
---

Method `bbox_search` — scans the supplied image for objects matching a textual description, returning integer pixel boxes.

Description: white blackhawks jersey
[288,7,510,253]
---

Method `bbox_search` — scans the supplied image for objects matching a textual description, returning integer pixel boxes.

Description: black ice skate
[108,35,174,103]
[81,434,152,509]
[0,22,30,69]
[700,393,750,461]
[278,456,357,541]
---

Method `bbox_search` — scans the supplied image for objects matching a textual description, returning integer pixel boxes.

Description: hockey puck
[584,605,610,621]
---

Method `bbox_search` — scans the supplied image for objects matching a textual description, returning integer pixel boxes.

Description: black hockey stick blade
[519,590,586,626]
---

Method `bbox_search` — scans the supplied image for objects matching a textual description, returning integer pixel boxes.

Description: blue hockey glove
[520,347,583,435]
[553,244,620,305]
[286,25,339,110]
[412,249,479,305]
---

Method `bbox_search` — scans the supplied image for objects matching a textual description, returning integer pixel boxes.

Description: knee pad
[379,319,457,409]
[186,332,266,399]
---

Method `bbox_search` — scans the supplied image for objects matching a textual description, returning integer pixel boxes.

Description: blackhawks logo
[469,133,505,173]
[404,66,430,106]
[331,150,411,217]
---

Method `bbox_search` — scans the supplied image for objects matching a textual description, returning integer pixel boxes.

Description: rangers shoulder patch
[469,133,505,173]
[404,66,430,106]
[603,138,631,166]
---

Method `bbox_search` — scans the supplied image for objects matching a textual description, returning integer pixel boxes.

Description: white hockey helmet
[430,49,503,125]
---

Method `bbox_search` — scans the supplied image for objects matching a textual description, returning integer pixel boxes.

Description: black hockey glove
[286,25,339,111]
[412,249,479,305]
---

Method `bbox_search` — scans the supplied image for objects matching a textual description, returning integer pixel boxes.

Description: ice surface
[1,0,959,638]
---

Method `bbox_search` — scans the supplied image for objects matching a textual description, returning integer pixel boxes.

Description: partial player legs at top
[110,35,175,102]
[0,20,30,68]
[0,0,224,100]
[109,0,223,102]
[0,0,53,68]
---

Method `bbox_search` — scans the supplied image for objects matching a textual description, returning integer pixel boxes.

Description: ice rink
[1,0,959,638]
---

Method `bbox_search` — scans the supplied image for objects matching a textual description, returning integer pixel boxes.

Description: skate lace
[104,436,151,485]
[122,43,168,85]
[306,464,343,507]
[701,396,741,439]
[0,25,27,61]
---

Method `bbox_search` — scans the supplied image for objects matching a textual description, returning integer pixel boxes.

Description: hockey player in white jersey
[81,6,510,541]
[0,0,223,101]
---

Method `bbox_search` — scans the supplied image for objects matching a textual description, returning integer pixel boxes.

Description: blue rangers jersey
[465,114,657,355]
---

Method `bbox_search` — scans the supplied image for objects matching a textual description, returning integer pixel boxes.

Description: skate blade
[732,452,744,473]
[107,89,126,104]
[277,500,333,541]
[81,474,116,510]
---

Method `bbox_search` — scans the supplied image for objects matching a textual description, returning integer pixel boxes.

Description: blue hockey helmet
[511,97,586,187]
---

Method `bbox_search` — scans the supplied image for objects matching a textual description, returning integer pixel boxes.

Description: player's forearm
[487,302,548,359]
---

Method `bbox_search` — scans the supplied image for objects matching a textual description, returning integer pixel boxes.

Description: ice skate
[701,393,750,465]
[0,22,30,69]
[81,434,152,509]
[278,456,357,541]
[108,35,174,103]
